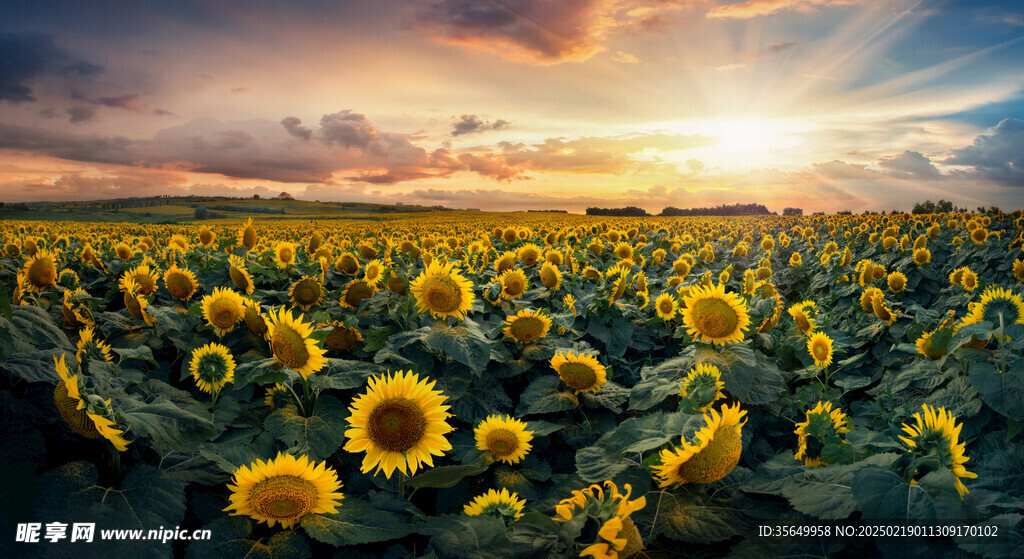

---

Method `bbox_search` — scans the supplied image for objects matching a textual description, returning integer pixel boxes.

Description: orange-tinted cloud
[707,0,863,20]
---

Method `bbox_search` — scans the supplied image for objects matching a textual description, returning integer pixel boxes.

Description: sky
[1,0,1023,213]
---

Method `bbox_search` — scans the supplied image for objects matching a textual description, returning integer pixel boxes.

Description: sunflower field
[2,211,1024,559]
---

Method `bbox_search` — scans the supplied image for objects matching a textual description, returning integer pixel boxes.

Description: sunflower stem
[286,381,307,417]
[398,471,406,499]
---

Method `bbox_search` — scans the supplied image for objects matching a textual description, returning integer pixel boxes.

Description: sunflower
[264,384,292,410]
[121,277,156,326]
[678,364,726,413]
[913,247,931,265]
[343,370,454,478]
[76,326,113,365]
[794,401,851,467]
[243,298,269,339]
[789,252,802,266]
[960,268,978,291]
[970,227,988,244]
[680,283,750,345]
[335,252,360,275]
[164,265,199,301]
[119,265,160,296]
[228,255,255,295]
[363,259,385,287]
[189,343,236,394]
[551,351,607,394]
[265,307,328,378]
[1014,259,1024,282]
[871,293,897,325]
[654,292,679,320]
[197,287,244,336]
[497,268,529,300]
[807,332,834,368]
[81,244,107,273]
[517,243,542,266]
[339,279,376,310]
[787,300,818,335]
[655,402,747,487]
[57,268,80,289]
[898,404,977,498]
[962,286,1024,326]
[464,488,526,522]
[53,355,130,451]
[288,275,324,311]
[475,415,534,464]
[502,308,552,344]
[563,293,578,316]
[554,481,646,559]
[408,260,475,319]
[198,227,216,247]
[540,261,562,290]
[61,287,93,327]
[114,242,135,261]
[916,330,948,359]
[860,287,883,312]
[325,322,364,353]
[274,242,298,269]
[237,217,258,252]
[224,452,343,528]
[23,248,58,291]
[168,234,190,253]
[948,266,969,287]
[887,271,907,293]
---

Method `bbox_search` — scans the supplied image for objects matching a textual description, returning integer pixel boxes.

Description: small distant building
[277,191,293,200]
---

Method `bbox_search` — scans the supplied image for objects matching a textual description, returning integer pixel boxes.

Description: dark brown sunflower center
[279,247,294,262]
[210,299,241,328]
[294,280,321,305]
[890,276,905,290]
[520,249,538,265]
[422,276,461,312]
[691,298,739,338]
[272,325,310,370]
[659,299,674,314]
[510,317,545,342]
[249,475,318,521]
[367,398,427,453]
[166,273,194,299]
[503,277,524,297]
[486,429,519,457]
[812,341,829,360]
[559,363,597,391]
[344,281,374,308]
[678,425,742,484]
[133,273,156,294]
[116,246,132,259]
[325,327,359,352]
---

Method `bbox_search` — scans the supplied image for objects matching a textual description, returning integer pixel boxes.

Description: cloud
[451,114,511,136]
[281,116,313,141]
[812,160,881,180]
[940,118,1024,186]
[0,32,104,103]
[70,91,143,111]
[739,41,800,58]
[0,169,188,202]
[715,63,746,71]
[496,133,712,174]
[707,0,863,20]
[66,106,97,125]
[878,150,941,180]
[610,51,640,64]
[318,110,379,150]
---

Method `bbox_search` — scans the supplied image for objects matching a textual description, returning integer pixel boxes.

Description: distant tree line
[660,203,771,216]
[586,206,650,216]
[911,199,969,214]
[528,209,568,213]
[205,205,286,215]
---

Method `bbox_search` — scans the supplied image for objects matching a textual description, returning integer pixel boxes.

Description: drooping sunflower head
[540,261,562,290]
[464,488,526,522]
[119,265,160,296]
[23,248,58,291]
[163,265,199,301]
[76,326,113,365]
[871,292,897,325]
[57,268,80,289]
[474,414,534,464]
[224,452,343,528]
[343,370,454,478]
[264,384,292,410]
[551,351,607,395]
[787,300,818,335]
[1014,259,1024,282]
[794,401,851,467]
[502,308,552,344]
[62,287,93,327]
[409,260,475,319]
[898,404,977,498]
[654,292,679,320]
[807,331,834,368]
[288,275,324,311]
[681,283,751,345]
[237,218,258,252]
[189,342,237,394]
[497,268,529,300]
[52,355,130,451]
[335,252,360,275]
[553,481,646,559]
[265,307,327,378]
[201,287,245,337]
[228,254,255,295]
[963,286,1024,327]
[655,402,747,487]
[340,279,376,310]
[887,271,907,293]
[678,363,726,413]
[324,322,364,353]
[242,298,269,339]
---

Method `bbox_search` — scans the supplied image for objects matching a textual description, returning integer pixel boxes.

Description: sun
[658,118,808,171]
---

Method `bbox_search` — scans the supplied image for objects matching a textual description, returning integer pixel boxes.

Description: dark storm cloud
[941,118,1024,186]
[281,116,313,141]
[451,114,510,136]
[318,110,378,150]
[0,32,104,103]
[66,106,97,125]
[877,150,941,180]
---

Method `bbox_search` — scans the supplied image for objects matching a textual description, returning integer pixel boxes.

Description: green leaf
[232,358,289,387]
[970,361,1024,420]
[421,514,512,559]
[113,345,158,365]
[509,511,566,559]
[301,497,414,546]
[185,517,310,559]
[629,356,690,411]
[407,465,488,490]
[0,282,12,322]
[955,513,1024,559]
[575,445,630,482]
[263,394,347,461]
[852,465,965,521]
[515,376,578,416]
[5,305,74,352]
[311,358,382,390]
[425,320,492,372]
[0,348,70,383]
[120,397,217,453]
[525,420,565,437]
